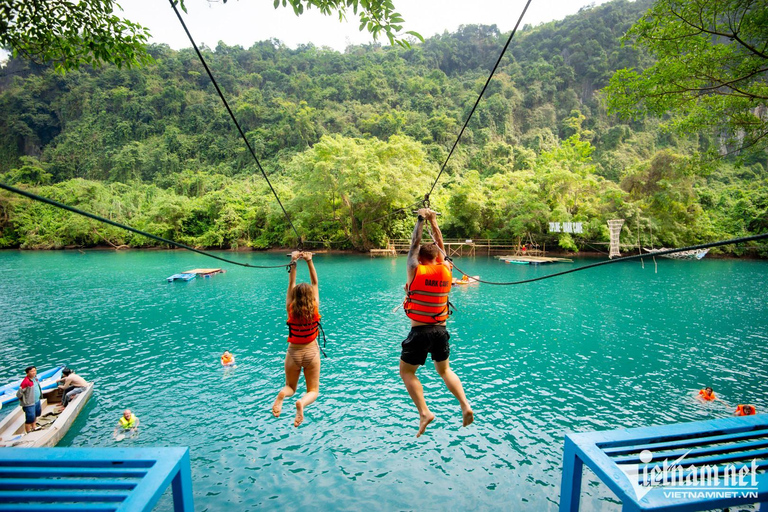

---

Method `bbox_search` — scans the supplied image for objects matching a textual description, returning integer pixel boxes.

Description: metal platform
[559,415,768,511]
[0,447,193,511]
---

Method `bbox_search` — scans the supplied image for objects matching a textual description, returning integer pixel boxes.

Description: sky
[117,0,614,53]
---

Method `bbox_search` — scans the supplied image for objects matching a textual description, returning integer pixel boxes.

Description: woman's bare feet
[294,401,304,427]
[272,396,284,418]
[416,411,435,437]
[462,408,474,427]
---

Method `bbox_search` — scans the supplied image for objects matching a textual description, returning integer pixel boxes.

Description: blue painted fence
[560,414,768,511]
[0,447,193,511]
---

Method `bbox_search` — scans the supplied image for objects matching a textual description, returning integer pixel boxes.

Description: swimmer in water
[697,387,717,402]
[734,404,756,416]
[221,351,235,367]
[113,409,139,440]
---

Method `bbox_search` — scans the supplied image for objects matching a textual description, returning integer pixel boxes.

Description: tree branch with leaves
[0,0,421,73]
[605,0,768,156]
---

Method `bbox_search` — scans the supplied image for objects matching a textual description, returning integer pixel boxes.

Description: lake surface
[1,250,766,511]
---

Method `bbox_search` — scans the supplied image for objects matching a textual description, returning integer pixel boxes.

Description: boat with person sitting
[643,247,710,260]
[0,383,94,447]
[452,275,480,285]
[0,366,64,406]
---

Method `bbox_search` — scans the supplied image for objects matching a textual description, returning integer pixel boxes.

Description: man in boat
[56,368,89,409]
[15,366,42,433]
[400,207,474,437]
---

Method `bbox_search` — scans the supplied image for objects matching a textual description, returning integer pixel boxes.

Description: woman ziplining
[272,251,323,427]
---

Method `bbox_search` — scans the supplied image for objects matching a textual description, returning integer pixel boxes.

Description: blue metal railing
[559,414,768,511]
[0,447,193,511]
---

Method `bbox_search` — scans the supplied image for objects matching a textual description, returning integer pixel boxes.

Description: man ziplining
[399,207,474,437]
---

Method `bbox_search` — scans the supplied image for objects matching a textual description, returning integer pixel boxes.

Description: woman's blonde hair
[290,282,316,321]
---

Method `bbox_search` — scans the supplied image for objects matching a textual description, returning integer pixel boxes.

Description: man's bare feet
[294,401,304,427]
[416,411,435,438]
[272,396,284,418]
[462,408,474,427]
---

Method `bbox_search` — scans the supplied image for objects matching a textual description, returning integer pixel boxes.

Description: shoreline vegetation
[1,0,766,257]
[0,244,760,261]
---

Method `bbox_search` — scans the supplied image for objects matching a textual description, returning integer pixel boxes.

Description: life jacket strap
[407,290,450,297]
[287,320,320,339]
[407,298,449,307]
[316,322,328,359]
[405,301,455,318]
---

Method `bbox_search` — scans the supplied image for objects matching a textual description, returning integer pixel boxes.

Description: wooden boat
[0,383,93,447]
[167,273,196,282]
[0,366,64,406]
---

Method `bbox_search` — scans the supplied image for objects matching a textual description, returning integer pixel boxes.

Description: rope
[425,0,533,199]
[317,323,328,359]
[367,0,533,226]
[423,223,768,285]
[169,0,303,250]
[0,182,291,269]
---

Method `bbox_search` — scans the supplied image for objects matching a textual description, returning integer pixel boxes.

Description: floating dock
[183,268,225,277]
[498,255,573,265]
[167,273,196,282]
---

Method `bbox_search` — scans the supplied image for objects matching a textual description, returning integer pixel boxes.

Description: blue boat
[0,366,64,406]
[167,273,196,282]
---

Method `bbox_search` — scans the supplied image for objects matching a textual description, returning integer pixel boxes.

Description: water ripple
[0,252,766,511]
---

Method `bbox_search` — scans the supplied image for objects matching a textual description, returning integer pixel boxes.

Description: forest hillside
[0,0,766,254]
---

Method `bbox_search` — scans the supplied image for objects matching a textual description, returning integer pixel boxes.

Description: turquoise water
[1,250,766,511]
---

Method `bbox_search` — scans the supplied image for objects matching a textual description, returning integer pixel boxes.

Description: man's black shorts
[400,325,450,366]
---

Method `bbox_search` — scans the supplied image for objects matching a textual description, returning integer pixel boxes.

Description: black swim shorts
[400,325,450,366]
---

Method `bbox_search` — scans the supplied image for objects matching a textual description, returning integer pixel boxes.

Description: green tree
[0,0,152,71]
[289,134,432,249]
[0,0,419,72]
[605,0,768,155]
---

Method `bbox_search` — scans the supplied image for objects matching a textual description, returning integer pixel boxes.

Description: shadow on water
[0,251,766,510]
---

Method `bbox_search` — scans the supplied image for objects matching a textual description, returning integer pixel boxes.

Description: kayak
[0,366,65,406]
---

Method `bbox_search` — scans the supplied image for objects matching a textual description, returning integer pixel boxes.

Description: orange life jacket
[735,404,756,416]
[699,389,716,401]
[404,264,452,324]
[221,354,234,365]
[287,307,321,344]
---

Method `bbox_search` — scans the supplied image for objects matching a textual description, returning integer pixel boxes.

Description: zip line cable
[5,0,761,280]
[425,0,533,200]
[424,224,768,285]
[1,2,312,268]
[0,182,291,269]
[169,0,303,249]
[371,0,533,224]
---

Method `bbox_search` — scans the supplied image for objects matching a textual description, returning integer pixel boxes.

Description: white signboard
[549,222,583,234]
